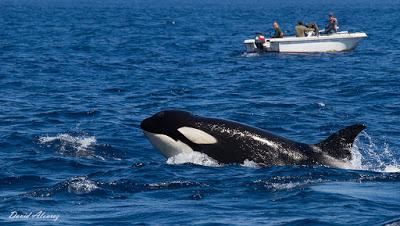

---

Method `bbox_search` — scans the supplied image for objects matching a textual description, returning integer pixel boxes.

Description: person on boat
[272,21,284,38]
[295,21,314,37]
[308,22,320,36]
[324,13,338,34]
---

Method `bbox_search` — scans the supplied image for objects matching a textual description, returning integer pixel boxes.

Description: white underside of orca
[143,131,194,158]
[143,131,220,166]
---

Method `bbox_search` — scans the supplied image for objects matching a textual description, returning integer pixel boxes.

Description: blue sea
[1,0,399,225]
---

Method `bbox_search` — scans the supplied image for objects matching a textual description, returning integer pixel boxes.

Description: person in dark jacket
[272,21,284,38]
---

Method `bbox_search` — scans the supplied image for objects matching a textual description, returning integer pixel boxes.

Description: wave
[166,152,220,167]
[241,52,260,58]
[66,176,99,195]
[39,133,96,152]
[36,109,99,118]
[145,181,205,190]
[252,178,322,191]
[26,176,100,198]
[3,166,397,203]
[38,133,121,160]
[248,168,400,194]
[22,177,205,199]
[0,175,51,188]
[241,159,259,168]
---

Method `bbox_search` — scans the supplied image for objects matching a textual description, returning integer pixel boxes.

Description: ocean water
[1,0,400,225]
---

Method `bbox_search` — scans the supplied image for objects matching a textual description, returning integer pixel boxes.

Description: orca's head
[140,110,217,158]
[140,110,193,134]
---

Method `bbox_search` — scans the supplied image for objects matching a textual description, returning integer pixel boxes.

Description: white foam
[166,152,221,167]
[382,165,400,173]
[67,176,98,194]
[39,133,98,158]
[256,179,321,191]
[269,182,302,190]
[348,131,400,172]
[241,159,260,168]
[39,134,96,152]
[241,52,260,57]
[147,181,191,188]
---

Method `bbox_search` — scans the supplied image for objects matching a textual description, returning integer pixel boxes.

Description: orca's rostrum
[140,110,365,167]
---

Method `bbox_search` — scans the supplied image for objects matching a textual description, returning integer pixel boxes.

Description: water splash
[241,52,260,57]
[241,159,259,168]
[316,102,326,107]
[38,133,102,159]
[253,179,321,191]
[146,181,204,189]
[39,134,96,151]
[166,152,220,167]
[67,176,99,194]
[351,131,400,173]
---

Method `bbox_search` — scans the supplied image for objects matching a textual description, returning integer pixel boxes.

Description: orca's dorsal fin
[315,124,366,160]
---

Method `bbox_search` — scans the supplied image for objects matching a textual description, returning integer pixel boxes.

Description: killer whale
[140,110,366,167]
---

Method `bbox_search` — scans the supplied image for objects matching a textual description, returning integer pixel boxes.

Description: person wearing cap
[325,13,338,34]
[295,21,315,37]
[272,21,284,38]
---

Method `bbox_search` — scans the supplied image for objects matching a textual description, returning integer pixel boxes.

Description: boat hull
[244,32,367,53]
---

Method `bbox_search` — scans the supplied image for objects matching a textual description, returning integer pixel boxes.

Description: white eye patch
[177,127,218,144]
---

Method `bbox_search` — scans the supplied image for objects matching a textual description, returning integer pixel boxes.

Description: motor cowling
[255,33,266,49]
[255,33,266,43]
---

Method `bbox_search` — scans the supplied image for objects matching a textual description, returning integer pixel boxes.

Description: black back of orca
[140,110,366,167]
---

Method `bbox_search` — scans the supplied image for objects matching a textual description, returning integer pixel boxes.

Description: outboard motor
[243,32,269,53]
[254,32,266,50]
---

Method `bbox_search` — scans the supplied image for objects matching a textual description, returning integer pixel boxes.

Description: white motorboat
[244,31,367,53]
